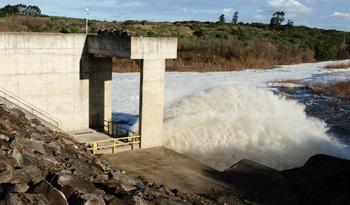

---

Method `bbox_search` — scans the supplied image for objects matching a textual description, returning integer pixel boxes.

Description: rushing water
[276,86,350,145]
[163,86,349,171]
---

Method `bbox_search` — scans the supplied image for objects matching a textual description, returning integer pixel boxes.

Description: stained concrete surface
[104,147,230,194]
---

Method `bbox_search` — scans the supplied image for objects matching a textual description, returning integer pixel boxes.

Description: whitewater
[112,60,350,171]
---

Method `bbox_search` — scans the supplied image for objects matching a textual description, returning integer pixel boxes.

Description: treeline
[0,4,349,72]
[0,4,41,17]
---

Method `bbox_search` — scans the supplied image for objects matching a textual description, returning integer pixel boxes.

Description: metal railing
[0,87,60,128]
[104,120,138,137]
[87,135,141,154]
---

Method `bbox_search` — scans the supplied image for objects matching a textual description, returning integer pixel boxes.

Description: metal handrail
[104,120,138,137]
[0,87,60,128]
[87,135,141,154]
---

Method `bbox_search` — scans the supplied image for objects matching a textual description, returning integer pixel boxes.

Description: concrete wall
[139,59,166,148]
[130,37,177,60]
[0,32,89,131]
[131,38,177,148]
[0,33,177,149]
[88,36,178,148]
[89,56,112,131]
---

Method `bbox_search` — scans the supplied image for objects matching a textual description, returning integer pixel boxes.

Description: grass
[324,62,350,70]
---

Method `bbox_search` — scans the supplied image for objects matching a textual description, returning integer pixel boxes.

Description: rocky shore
[0,100,350,205]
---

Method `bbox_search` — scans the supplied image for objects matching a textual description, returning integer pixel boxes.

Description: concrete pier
[0,32,177,149]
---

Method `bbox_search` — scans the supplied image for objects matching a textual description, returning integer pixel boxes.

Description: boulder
[283,154,350,204]
[9,183,29,193]
[109,171,142,186]
[57,175,105,199]
[36,124,50,133]
[0,165,43,184]
[33,180,69,205]
[126,196,149,205]
[77,194,106,205]
[10,148,23,168]
[223,159,297,205]
[0,134,9,141]
[104,195,125,205]
[1,193,48,205]
[0,157,14,172]
[93,179,134,196]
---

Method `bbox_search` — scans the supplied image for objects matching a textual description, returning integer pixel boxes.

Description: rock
[93,180,132,196]
[104,195,125,205]
[28,138,47,155]
[57,175,105,199]
[57,174,75,185]
[47,141,62,156]
[33,180,69,205]
[10,148,23,168]
[109,171,142,186]
[1,193,26,205]
[23,165,44,184]
[10,109,26,120]
[155,199,186,205]
[0,134,9,141]
[36,124,50,133]
[1,193,48,205]
[0,158,14,172]
[78,194,106,205]
[0,165,43,184]
[283,154,350,205]
[11,137,47,156]
[223,159,297,205]
[0,169,28,184]
[9,183,29,193]
[71,159,102,177]
[127,196,149,205]
[94,173,109,181]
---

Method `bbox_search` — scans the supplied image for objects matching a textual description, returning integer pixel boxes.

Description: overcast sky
[1,0,350,31]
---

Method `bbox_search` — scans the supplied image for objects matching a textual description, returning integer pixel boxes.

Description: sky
[1,0,350,31]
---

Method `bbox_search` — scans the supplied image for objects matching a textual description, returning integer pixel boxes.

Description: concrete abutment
[0,32,177,149]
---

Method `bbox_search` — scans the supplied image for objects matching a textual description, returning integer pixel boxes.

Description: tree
[0,4,42,17]
[270,11,285,27]
[286,20,294,26]
[232,11,239,24]
[0,5,19,16]
[218,14,225,24]
[286,19,294,29]
[25,5,41,16]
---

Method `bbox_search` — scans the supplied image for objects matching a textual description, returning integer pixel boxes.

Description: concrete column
[140,59,165,148]
[89,56,112,132]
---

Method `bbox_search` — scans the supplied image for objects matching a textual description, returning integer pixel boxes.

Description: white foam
[163,86,349,171]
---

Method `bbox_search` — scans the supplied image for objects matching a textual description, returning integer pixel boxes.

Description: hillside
[0,8,349,72]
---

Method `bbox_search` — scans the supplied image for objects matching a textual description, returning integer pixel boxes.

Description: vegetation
[311,81,350,101]
[0,4,350,72]
[325,62,350,69]
[0,4,41,17]
[232,11,239,25]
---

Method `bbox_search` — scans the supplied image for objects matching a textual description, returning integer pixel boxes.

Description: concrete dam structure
[0,32,177,148]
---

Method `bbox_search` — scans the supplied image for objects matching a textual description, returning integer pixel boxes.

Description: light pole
[85,8,90,35]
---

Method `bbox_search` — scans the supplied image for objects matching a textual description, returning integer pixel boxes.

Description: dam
[0,32,177,148]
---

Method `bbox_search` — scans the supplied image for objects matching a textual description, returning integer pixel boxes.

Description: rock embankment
[0,102,223,205]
